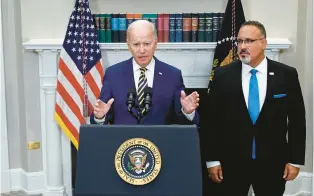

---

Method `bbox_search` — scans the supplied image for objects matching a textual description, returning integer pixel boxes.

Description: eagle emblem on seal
[128,149,150,174]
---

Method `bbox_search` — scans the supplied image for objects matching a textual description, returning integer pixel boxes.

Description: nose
[139,44,145,53]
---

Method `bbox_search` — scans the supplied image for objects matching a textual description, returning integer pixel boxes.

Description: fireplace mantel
[22,38,291,196]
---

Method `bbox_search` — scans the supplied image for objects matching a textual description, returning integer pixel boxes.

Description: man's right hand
[93,98,114,119]
[208,165,223,183]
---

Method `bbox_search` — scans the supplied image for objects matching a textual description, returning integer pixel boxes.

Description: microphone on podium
[143,87,153,113]
[126,88,136,112]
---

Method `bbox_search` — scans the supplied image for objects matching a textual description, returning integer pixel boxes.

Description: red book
[157,13,164,42]
[163,13,170,42]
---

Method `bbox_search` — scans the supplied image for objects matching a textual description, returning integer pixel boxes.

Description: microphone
[126,88,136,111]
[143,87,153,112]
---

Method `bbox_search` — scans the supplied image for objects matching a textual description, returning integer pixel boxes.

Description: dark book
[197,13,205,42]
[182,13,192,42]
[111,14,120,43]
[175,13,182,42]
[105,14,112,43]
[212,13,220,42]
[217,12,225,38]
[149,14,158,35]
[191,13,198,42]
[163,13,170,42]
[169,13,176,42]
[126,13,134,28]
[204,12,213,42]
[119,13,127,42]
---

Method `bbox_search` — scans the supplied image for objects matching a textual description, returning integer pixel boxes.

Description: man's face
[237,25,267,65]
[127,27,157,67]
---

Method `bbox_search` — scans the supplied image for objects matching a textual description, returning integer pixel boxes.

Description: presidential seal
[114,138,162,185]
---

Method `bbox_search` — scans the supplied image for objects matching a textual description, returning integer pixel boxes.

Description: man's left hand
[180,90,199,114]
[283,164,300,181]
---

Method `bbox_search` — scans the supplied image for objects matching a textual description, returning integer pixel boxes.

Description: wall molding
[9,169,44,195]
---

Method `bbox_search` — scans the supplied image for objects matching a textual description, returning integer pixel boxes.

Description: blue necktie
[248,69,259,159]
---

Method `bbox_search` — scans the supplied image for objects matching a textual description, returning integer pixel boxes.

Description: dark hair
[241,20,267,38]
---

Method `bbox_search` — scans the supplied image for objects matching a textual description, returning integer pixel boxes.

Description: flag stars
[77,56,81,60]
[72,48,76,52]
[72,39,77,44]
[90,25,95,29]
[76,16,80,20]
[96,49,100,53]
[85,48,88,53]
[71,15,75,20]
[74,31,78,36]
[67,39,71,44]
[78,48,82,52]
[75,24,79,28]
[89,56,94,61]
[68,31,72,36]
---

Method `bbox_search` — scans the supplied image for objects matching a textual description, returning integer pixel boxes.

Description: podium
[75,124,202,196]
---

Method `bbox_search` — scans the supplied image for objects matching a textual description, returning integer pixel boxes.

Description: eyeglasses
[237,38,264,45]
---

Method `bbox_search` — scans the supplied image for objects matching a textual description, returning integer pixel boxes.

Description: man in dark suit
[90,19,199,125]
[202,21,306,196]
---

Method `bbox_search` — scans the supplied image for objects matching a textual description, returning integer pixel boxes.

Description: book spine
[157,13,164,42]
[212,13,219,42]
[169,14,176,42]
[163,13,170,42]
[204,12,213,42]
[191,13,198,42]
[111,14,120,43]
[119,13,127,42]
[197,13,205,42]
[182,13,191,42]
[150,14,158,36]
[175,13,182,42]
[126,13,134,29]
[105,14,112,43]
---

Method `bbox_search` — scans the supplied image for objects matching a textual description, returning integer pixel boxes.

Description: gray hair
[241,20,267,38]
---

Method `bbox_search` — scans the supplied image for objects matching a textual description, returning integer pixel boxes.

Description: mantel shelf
[22,38,291,51]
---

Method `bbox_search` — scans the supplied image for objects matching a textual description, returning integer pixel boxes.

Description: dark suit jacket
[201,58,306,165]
[90,56,199,125]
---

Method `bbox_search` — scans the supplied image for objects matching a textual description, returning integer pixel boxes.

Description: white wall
[3,0,312,174]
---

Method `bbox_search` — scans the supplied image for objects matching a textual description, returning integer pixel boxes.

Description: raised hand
[93,98,114,119]
[180,90,199,114]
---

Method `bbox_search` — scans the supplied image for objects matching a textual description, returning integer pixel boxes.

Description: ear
[263,38,267,50]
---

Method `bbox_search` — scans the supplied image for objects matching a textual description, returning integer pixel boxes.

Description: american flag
[55,0,103,149]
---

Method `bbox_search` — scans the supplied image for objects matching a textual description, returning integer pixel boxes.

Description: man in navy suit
[202,21,306,195]
[90,20,199,125]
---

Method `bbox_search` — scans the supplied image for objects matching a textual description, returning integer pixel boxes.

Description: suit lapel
[256,58,275,123]
[233,62,253,125]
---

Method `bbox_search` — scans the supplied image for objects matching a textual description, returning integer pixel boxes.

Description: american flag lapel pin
[159,72,162,75]
[269,72,274,75]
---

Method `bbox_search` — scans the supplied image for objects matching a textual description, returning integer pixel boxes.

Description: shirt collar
[242,57,267,76]
[133,57,155,72]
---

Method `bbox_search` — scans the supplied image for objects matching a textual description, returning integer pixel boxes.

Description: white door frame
[0,0,11,193]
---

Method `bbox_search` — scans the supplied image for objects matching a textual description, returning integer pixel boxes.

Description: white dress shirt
[206,57,300,168]
[94,58,195,123]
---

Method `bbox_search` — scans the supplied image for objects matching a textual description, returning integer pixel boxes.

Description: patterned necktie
[248,69,260,159]
[138,67,148,106]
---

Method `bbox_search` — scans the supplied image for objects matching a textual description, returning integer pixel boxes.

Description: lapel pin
[269,72,274,75]
[159,72,162,75]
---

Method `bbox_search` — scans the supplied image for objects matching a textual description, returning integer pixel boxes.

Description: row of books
[93,13,225,43]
